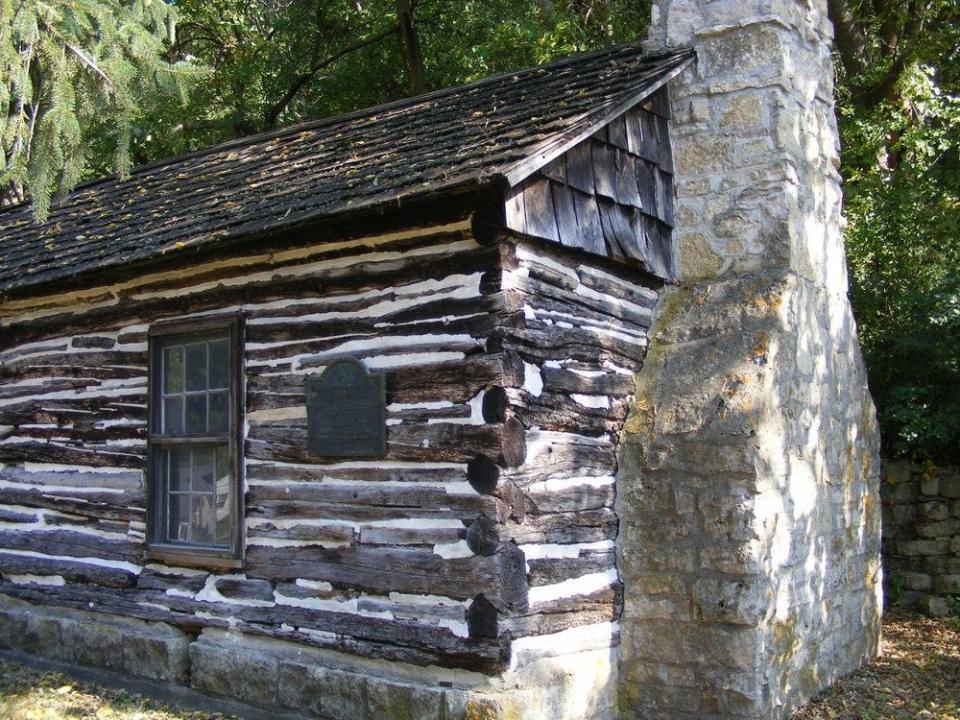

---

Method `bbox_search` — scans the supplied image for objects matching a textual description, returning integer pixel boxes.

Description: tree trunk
[396,0,427,94]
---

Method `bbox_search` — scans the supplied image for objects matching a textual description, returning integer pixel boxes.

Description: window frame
[145,314,245,569]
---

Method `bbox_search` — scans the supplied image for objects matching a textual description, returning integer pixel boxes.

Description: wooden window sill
[145,546,244,570]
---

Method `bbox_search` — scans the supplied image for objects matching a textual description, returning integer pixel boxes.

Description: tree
[0,0,196,220]
[828,0,960,462]
[140,0,651,158]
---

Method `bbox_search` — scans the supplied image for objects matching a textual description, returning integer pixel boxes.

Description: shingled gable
[0,43,693,298]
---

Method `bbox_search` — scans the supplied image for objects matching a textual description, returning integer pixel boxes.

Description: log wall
[0,207,661,673]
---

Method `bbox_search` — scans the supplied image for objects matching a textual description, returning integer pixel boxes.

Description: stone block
[278,661,369,720]
[919,501,949,522]
[920,474,940,497]
[951,536,960,555]
[941,474,960,498]
[120,622,191,683]
[21,611,65,659]
[883,462,913,485]
[190,633,279,708]
[693,576,767,625]
[921,556,960,574]
[366,677,444,720]
[925,596,950,617]
[0,604,26,649]
[61,616,125,673]
[885,480,918,505]
[916,520,960,539]
[897,539,948,557]
[896,571,932,591]
[932,575,960,594]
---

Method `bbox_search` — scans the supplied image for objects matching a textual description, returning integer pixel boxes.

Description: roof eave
[499,48,694,188]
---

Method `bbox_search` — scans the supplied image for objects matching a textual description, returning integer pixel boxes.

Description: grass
[0,662,238,720]
[0,609,957,719]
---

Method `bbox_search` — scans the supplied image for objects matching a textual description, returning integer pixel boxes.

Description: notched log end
[467,454,500,494]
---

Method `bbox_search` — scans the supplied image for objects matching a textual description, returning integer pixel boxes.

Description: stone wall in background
[882,461,960,616]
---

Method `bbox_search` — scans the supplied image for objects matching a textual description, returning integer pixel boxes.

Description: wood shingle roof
[0,43,693,297]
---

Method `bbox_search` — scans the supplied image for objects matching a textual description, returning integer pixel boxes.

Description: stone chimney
[616,1,883,717]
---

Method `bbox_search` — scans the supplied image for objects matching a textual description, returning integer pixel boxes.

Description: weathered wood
[570,190,607,256]
[245,544,528,613]
[527,551,617,586]
[0,551,137,588]
[0,529,141,563]
[550,183,581,250]
[501,509,617,545]
[466,515,500,556]
[467,455,501,495]
[215,577,275,602]
[0,487,144,522]
[565,142,595,195]
[467,593,500,639]
[247,522,358,545]
[524,482,616,514]
[521,177,561,244]
[247,419,525,466]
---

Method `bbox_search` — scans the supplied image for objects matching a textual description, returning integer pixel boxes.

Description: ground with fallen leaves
[793,608,960,720]
[0,608,956,719]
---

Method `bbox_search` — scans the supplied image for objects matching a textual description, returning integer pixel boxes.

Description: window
[147,316,243,567]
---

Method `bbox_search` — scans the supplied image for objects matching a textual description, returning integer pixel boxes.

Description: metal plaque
[307,359,386,458]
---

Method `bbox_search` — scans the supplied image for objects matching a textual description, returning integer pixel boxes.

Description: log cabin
[0,43,692,718]
[0,4,885,714]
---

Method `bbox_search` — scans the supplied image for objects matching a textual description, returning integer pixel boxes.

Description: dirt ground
[792,608,960,720]
[0,608,957,719]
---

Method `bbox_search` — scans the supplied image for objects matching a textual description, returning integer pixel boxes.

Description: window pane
[167,493,191,543]
[191,494,216,546]
[163,346,184,393]
[185,343,208,391]
[194,447,215,494]
[163,396,184,434]
[208,391,229,433]
[167,448,191,492]
[209,340,229,389]
[185,394,207,434]
[215,445,233,542]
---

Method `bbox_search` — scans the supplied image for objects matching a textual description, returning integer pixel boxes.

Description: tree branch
[262,25,398,129]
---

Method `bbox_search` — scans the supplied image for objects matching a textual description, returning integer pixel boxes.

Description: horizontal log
[248,419,526,466]
[502,585,622,637]
[0,487,144,522]
[540,364,635,396]
[501,509,617,545]
[507,441,616,485]
[0,466,143,491]
[0,232,492,346]
[0,440,144,468]
[247,522,359,545]
[0,528,142,563]
[249,483,496,515]
[247,499,490,524]
[526,550,617,587]
[247,352,523,411]
[245,463,465,484]
[524,481,616,514]
[244,544,528,613]
[0,550,137,588]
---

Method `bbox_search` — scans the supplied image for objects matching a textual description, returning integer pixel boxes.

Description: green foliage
[0,0,199,220]
[835,0,960,463]
[139,0,650,158]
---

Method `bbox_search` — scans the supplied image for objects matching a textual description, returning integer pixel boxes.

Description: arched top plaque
[306,359,386,458]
